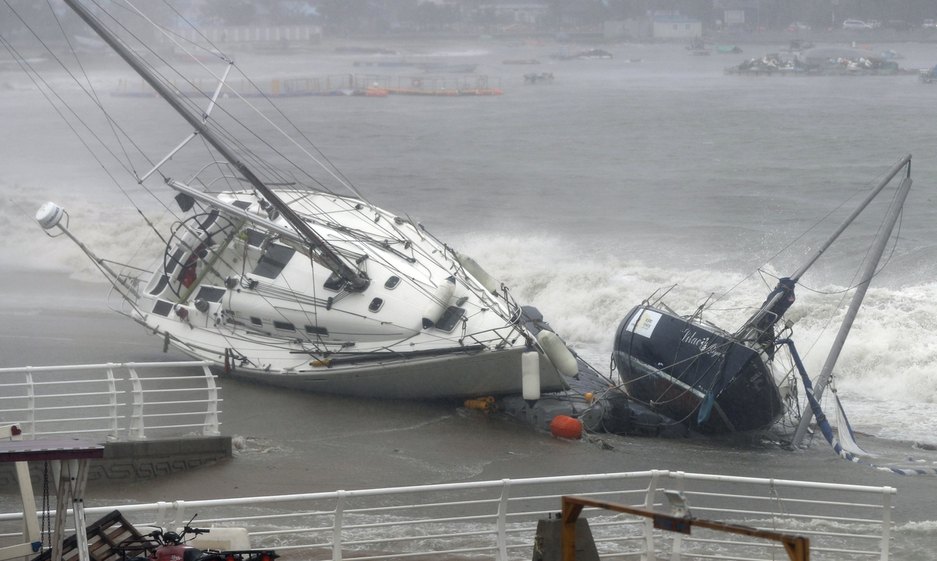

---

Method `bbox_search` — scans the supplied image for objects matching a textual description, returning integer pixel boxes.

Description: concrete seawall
[0,436,232,487]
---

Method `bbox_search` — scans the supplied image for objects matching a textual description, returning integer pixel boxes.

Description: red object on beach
[549,415,582,440]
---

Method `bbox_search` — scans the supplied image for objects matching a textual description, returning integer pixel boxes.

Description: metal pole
[739,156,911,335]
[63,0,369,292]
[791,174,913,447]
[789,155,910,283]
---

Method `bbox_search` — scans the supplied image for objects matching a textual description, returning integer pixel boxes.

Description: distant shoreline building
[652,14,702,39]
[167,25,322,50]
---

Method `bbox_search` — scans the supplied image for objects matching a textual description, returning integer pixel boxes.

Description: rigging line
[20,3,197,239]
[791,203,904,298]
[177,95,318,194]
[83,0,310,214]
[120,0,360,199]
[155,0,231,63]
[0,32,171,226]
[202,119,309,191]
[290,198,415,247]
[708,163,900,308]
[194,138,240,193]
[45,0,138,179]
[790,198,907,360]
[192,125,301,198]
[1,2,160,185]
[214,67,363,197]
[280,195,438,279]
[87,0,241,136]
[196,86,343,195]
[0,35,182,267]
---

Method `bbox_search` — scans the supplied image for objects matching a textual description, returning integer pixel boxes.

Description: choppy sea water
[2,25,937,559]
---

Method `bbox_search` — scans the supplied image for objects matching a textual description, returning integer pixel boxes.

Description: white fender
[422,276,456,329]
[521,351,541,400]
[536,330,578,377]
[455,251,500,294]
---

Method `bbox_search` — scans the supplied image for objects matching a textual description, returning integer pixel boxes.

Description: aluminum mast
[791,165,913,447]
[63,0,370,291]
[737,154,912,339]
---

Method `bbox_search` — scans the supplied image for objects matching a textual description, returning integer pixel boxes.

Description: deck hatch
[244,228,266,247]
[149,274,169,295]
[152,300,173,317]
[195,286,226,303]
[252,244,295,279]
[435,306,465,332]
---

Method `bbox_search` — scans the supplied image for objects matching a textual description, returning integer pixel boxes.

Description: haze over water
[2,24,937,559]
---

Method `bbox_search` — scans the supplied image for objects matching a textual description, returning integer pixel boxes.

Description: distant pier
[113,74,503,98]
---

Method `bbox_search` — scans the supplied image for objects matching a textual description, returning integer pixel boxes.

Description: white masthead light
[36,202,65,230]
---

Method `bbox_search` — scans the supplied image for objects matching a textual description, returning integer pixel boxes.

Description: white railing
[0,470,894,560]
[0,362,221,440]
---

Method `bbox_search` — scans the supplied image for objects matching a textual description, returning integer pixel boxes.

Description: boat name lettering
[681,329,725,358]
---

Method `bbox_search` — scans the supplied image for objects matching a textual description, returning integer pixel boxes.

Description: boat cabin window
[305,325,328,336]
[244,229,267,247]
[152,300,173,317]
[368,298,384,313]
[252,244,295,279]
[250,317,263,326]
[273,321,295,331]
[232,200,252,210]
[166,247,185,274]
[384,276,401,289]
[199,209,219,230]
[149,274,169,295]
[195,286,226,303]
[434,306,465,332]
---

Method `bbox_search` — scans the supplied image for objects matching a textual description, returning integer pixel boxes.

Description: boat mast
[738,155,912,339]
[790,167,912,447]
[63,0,370,292]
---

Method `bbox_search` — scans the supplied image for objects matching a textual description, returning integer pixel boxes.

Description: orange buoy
[549,415,582,440]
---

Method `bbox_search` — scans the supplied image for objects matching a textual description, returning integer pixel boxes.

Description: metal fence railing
[0,470,894,560]
[0,362,220,440]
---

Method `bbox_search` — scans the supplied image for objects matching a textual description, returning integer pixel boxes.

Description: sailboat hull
[171,340,567,399]
[613,305,784,433]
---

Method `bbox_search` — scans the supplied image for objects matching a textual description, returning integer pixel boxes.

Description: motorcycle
[119,515,277,561]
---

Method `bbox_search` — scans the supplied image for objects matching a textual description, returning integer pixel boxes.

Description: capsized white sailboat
[31,0,577,399]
